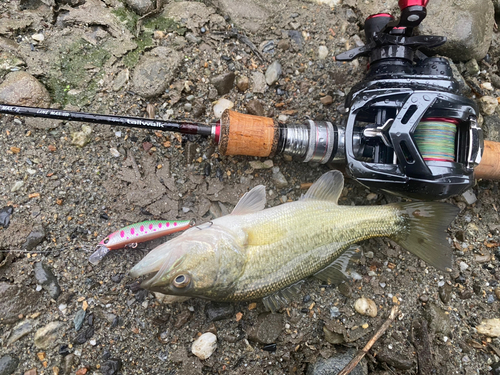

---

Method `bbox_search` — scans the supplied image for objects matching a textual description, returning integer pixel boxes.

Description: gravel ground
[1,0,500,374]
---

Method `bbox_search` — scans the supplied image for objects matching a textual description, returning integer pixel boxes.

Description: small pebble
[236,76,249,92]
[191,332,217,360]
[11,181,24,192]
[320,95,333,105]
[32,33,44,42]
[354,297,377,317]
[109,148,120,158]
[212,98,234,118]
[265,61,282,86]
[330,306,340,318]
[459,262,469,272]
[74,309,85,331]
[100,359,122,375]
[317,45,328,60]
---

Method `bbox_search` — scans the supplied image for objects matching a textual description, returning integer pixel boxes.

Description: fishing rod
[1,0,499,200]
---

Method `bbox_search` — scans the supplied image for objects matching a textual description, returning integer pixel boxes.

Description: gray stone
[100,358,122,375]
[439,283,452,304]
[265,61,282,86]
[34,261,61,300]
[272,167,288,188]
[464,59,480,76]
[74,309,86,331]
[0,355,19,375]
[491,74,500,90]
[461,189,477,205]
[323,326,344,344]
[483,115,500,143]
[22,225,45,251]
[71,125,92,147]
[479,96,498,116]
[424,303,452,336]
[34,321,64,349]
[246,99,265,117]
[10,181,23,192]
[417,0,494,61]
[252,71,267,93]
[0,71,50,107]
[112,69,129,92]
[211,72,235,96]
[0,282,41,324]
[377,348,414,370]
[7,319,33,346]
[249,160,273,169]
[236,75,249,92]
[307,349,367,375]
[248,313,283,344]
[132,47,182,98]
[0,51,25,78]
[62,354,76,375]
[123,0,153,15]
[73,326,94,345]
[163,2,219,32]
[212,0,271,34]
[205,302,234,321]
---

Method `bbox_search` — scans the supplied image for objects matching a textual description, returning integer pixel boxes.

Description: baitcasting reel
[279,0,483,199]
[1,0,492,201]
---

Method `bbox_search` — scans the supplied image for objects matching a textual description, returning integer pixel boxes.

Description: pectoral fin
[313,246,361,285]
[262,281,304,313]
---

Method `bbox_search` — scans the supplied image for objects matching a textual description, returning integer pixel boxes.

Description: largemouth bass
[129,171,458,311]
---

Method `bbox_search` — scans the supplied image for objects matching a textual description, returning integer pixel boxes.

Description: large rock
[132,47,182,98]
[482,115,500,144]
[123,0,154,15]
[163,2,225,33]
[0,71,50,107]
[0,282,41,324]
[0,71,59,129]
[307,349,367,375]
[212,0,279,34]
[417,0,494,61]
[342,0,398,21]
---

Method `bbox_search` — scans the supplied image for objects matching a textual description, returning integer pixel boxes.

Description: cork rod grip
[474,140,500,180]
[218,110,279,157]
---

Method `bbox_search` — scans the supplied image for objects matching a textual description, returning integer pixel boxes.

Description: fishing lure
[89,219,195,265]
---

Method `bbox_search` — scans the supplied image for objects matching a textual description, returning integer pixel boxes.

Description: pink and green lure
[89,219,195,265]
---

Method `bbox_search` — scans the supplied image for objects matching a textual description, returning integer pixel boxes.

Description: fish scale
[223,202,401,301]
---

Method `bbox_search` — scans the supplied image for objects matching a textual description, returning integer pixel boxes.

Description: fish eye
[172,274,190,288]
[104,238,110,244]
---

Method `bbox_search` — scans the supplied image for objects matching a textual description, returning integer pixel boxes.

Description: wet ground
[1,0,500,374]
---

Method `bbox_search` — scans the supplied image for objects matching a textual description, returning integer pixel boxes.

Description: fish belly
[221,201,401,301]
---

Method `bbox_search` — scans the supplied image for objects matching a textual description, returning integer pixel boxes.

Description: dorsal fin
[313,246,360,285]
[301,170,344,203]
[231,185,266,215]
[262,281,304,313]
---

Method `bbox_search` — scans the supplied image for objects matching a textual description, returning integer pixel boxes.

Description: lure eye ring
[103,238,110,244]
[172,273,191,288]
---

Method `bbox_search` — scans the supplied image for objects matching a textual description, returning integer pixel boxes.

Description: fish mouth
[129,238,188,291]
[139,254,185,291]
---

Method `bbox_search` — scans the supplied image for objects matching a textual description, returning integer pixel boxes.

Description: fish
[89,219,195,265]
[129,171,459,311]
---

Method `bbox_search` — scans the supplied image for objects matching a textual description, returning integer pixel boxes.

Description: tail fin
[392,202,459,271]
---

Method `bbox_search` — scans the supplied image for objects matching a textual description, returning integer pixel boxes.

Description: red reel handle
[398,0,429,10]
